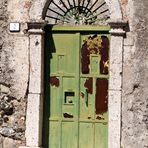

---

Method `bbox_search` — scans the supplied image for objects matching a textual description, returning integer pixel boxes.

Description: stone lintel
[27,21,47,34]
[108,20,128,36]
[28,21,47,29]
[19,146,43,148]
[109,29,126,36]
[28,29,45,35]
[108,20,128,28]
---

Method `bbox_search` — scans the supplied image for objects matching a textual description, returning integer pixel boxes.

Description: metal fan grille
[44,0,110,25]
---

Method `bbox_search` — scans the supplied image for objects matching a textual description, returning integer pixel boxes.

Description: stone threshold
[19,146,43,148]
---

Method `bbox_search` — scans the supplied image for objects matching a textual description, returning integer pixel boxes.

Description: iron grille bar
[46,15,70,23]
[87,0,98,13]
[93,2,106,13]
[73,0,76,7]
[99,9,109,14]
[48,8,64,17]
[52,1,66,13]
[60,0,69,10]
[63,14,71,20]
[46,15,60,20]
[82,0,85,8]
[78,0,80,7]
[84,0,91,12]
[67,0,72,8]
[86,9,109,20]
[47,8,71,21]
[45,0,109,25]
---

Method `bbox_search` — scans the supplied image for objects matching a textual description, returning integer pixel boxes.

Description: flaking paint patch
[63,113,73,118]
[81,35,101,74]
[81,35,109,75]
[100,36,109,75]
[84,78,93,94]
[49,76,59,87]
[96,115,105,120]
[81,41,90,74]
[80,92,85,98]
[95,78,108,114]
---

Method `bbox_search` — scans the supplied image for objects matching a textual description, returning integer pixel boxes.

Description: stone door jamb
[18,20,127,148]
[16,0,127,148]
[20,22,46,148]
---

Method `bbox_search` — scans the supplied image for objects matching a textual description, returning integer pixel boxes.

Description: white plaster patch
[105,0,122,20]
[108,90,121,148]
[29,33,44,94]
[29,0,46,20]
[19,146,43,148]
[25,94,43,147]
[109,36,123,90]
[109,63,122,90]
[110,36,123,65]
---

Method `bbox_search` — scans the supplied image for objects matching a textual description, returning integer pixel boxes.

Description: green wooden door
[44,26,110,148]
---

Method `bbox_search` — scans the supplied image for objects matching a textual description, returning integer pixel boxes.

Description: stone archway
[29,0,123,21]
[20,0,127,148]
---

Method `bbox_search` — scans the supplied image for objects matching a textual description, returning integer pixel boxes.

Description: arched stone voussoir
[105,0,122,20]
[29,0,123,22]
[29,0,48,21]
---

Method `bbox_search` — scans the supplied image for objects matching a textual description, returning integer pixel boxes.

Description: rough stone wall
[121,0,148,148]
[0,0,30,147]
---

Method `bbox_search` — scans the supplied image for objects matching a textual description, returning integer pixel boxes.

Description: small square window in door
[64,91,75,104]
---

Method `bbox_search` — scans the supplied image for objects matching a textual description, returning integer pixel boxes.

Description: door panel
[49,122,60,148]
[95,123,108,148]
[80,77,94,120]
[61,122,77,148]
[79,123,94,148]
[49,80,60,119]
[62,77,77,119]
[79,33,109,148]
[44,28,109,148]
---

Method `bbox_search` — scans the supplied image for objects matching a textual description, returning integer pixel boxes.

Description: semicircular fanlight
[44,0,110,25]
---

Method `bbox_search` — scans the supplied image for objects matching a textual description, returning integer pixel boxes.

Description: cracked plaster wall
[0,0,30,147]
[0,0,148,148]
[121,0,148,148]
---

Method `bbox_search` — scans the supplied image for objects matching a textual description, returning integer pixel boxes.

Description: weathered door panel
[79,123,94,148]
[61,122,77,148]
[95,123,108,148]
[49,122,60,148]
[44,28,109,148]
[47,32,80,148]
[79,33,109,148]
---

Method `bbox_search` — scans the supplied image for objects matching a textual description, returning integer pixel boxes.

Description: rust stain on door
[100,36,109,74]
[49,76,59,87]
[63,113,74,118]
[95,78,108,114]
[81,35,109,75]
[84,77,93,94]
[81,35,102,74]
